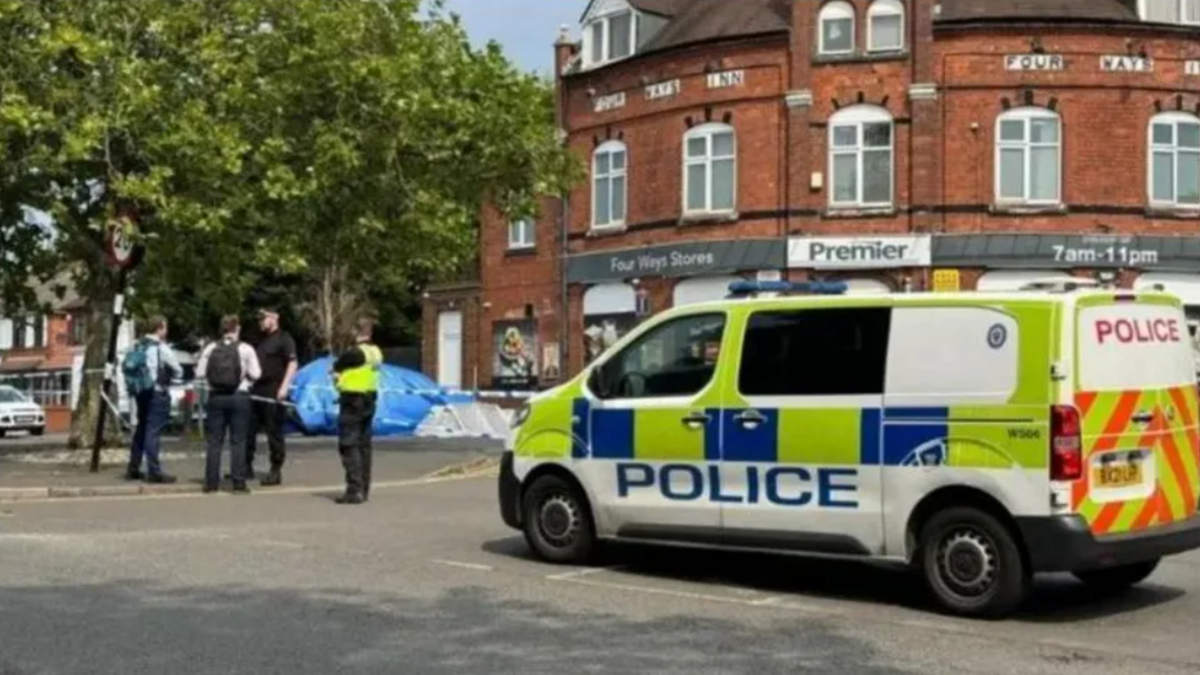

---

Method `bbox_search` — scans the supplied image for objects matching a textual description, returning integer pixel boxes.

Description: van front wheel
[919,507,1029,618]
[521,474,596,565]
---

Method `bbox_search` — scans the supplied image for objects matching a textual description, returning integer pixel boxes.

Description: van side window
[739,308,891,396]
[592,313,726,400]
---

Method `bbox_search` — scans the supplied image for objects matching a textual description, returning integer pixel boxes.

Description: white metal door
[437,311,463,389]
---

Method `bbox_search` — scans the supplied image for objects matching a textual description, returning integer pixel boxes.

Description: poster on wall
[492,320,538,390]
[583,313,639,365]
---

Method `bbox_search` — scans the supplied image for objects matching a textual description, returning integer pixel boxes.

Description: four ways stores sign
[787,236,932,270]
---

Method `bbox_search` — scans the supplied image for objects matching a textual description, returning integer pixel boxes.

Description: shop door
[437,311,463,389]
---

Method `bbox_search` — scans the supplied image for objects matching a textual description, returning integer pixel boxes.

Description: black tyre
[0,430,6,438]
[30,427,45,437]
[521,474,596,565]
[919,507,1030,618]
[1073,559,1160,592]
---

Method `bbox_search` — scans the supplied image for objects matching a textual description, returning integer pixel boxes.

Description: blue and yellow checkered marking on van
[555,400,1048,470]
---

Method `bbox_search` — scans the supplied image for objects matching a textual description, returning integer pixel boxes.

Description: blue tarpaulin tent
[284,357,470,437]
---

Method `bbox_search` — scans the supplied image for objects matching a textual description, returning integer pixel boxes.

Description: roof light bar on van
[727,280,848,298]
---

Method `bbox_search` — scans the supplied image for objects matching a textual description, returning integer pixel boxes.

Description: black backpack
[207,341,243,394]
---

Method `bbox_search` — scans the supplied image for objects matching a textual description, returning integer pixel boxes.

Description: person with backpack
[124,316,183,483]
[196,314,261,494]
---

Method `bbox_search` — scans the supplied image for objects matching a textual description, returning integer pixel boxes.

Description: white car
[0,385,46,438]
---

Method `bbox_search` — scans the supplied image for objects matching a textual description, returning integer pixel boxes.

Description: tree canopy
[0,0,578,444]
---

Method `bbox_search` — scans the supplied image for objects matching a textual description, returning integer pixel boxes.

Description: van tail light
[1051,405,1083,481]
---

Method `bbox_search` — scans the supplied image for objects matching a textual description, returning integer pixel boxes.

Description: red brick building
[424,0,1200,392]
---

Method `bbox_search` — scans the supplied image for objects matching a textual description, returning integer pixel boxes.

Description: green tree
[0,0,579,447]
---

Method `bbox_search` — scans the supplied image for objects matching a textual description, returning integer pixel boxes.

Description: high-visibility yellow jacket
[336,342,383,393]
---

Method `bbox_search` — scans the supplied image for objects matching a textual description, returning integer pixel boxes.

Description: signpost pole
[89,216,140,474]
[90,268,127,473]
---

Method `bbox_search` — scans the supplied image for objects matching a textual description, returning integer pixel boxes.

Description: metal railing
[0,372,72,408]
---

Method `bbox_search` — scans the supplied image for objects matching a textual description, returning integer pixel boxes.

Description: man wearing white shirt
[197,315,261,493]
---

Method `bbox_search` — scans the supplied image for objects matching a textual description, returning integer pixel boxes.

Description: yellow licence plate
[1094,463,1142,488]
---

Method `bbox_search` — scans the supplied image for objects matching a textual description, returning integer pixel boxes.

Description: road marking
[545,565,626,580]
[432,559,494,572]
[551,575,826,614]
[259,540,305,550]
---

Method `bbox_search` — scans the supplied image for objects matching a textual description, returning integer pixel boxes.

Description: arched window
[819,1,855,55]
[592,141,627,229]
[995,108,1062,205]
[683,123,737,215]
[868,0,905,52]
[828,105,894,208]
[1149,112,1200,208]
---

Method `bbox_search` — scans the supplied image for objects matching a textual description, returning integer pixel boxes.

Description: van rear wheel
[919,507,1029,618]
[1073,559,1160,592]
[521,474,596,565]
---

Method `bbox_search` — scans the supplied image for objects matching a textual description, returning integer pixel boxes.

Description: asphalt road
[0,476,1198,675]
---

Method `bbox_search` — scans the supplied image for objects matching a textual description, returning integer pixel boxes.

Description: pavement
[0,436,502,501]
[0,472,1199,674]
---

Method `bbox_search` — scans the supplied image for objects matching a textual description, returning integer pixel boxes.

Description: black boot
[335,492,364,505]
[259,468,282,487]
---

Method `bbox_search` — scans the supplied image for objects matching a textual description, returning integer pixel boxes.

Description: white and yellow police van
[497,280,1200,617]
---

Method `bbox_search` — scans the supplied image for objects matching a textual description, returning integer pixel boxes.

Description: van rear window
[1077,303,1195,391]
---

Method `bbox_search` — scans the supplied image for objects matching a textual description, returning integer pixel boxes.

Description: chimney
[554,24,578,80]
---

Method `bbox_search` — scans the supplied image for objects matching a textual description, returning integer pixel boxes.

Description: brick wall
[449,2,1200,388]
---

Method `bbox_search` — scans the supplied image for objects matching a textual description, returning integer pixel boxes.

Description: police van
[497,280,1200,617]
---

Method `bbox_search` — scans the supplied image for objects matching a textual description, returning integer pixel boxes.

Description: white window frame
[819,1,856,56]
[583,9,639,68]
[682,123,738,216]
[1139,0,1200,24]
[592,140,628,230]
[828,105,895,209]
[1148,112,1200,209]
[508,217,535,250]
[994,107,1063,206]
[867,0,905,52]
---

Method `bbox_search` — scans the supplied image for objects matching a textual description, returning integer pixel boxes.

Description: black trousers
[205,392,250,487]
[338,392,376,497]
[247,397,286,471]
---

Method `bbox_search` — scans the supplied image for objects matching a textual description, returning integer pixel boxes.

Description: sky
[440,0,582,75]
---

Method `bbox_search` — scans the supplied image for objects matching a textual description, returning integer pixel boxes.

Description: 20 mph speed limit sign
[104,217,140,269]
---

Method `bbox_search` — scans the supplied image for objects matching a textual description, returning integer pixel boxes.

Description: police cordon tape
[82,368,536,401]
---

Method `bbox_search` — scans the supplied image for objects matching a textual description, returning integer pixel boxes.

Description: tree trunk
[67,271,124,449]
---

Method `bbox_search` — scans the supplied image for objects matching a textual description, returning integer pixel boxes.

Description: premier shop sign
[788,236,932,270]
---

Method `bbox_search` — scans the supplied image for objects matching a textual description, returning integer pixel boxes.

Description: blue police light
[727,280,849,298]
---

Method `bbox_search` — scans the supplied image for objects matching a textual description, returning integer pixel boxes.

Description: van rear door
[1073,294,1200,537]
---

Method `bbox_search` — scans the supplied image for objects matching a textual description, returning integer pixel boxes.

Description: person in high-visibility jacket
[331,317,383,505]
